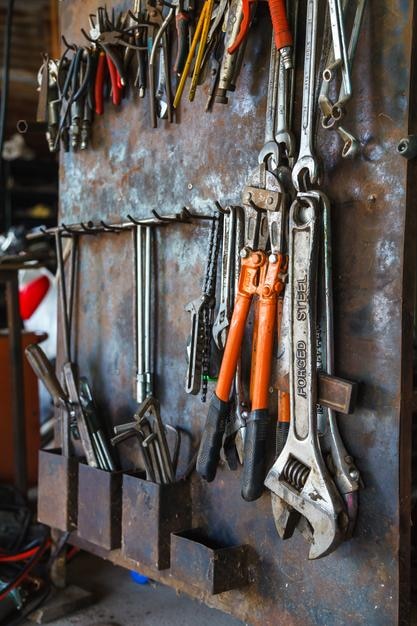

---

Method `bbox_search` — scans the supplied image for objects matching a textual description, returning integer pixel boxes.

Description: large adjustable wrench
[264,194,348,559]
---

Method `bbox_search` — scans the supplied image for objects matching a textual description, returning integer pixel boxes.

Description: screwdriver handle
[25,344,67,407]
[196,393,230,482]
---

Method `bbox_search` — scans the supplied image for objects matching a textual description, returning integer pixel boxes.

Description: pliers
[197,163,288,501]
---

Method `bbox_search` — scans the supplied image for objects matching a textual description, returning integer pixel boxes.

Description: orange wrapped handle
[267,0,292,51]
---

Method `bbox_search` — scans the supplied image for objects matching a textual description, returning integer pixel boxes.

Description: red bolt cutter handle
[94,51,106,115]
[106,55,122,106]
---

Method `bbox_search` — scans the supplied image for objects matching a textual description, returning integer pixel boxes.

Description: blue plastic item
[130,571,149,585]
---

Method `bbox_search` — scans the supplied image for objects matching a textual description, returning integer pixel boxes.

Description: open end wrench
[213,206,237,350]
[258,40,280,169]
[291,0,320,191]
[306,190,360,536]
[264,195,348,559]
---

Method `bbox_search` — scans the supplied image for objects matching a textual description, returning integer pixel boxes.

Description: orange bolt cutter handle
[241,257,285,501]
[196,252,263,482]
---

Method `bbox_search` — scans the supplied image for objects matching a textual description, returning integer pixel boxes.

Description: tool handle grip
[241,408,270,501]
[197,393,230,482]
[25,344,66,406]
[276,390,290,455]
[94,52,106,115]
[174,12,191,75]
[267,0,292,50]
[227,0,250,54]
[106,56,122,106]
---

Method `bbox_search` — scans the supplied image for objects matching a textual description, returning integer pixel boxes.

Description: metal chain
[201,213,223,401]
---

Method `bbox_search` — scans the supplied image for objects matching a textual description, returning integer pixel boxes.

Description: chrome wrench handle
[292,0,319,190]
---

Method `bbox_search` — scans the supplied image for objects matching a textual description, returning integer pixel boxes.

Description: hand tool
[212,206,242,351]
[291,0,320,191]
[318,0,366,156]
[26,233,115,471]
[264,194,348,559]
[214,0,247,105]
[311,189,360,536]
[52,47,93,152]
[227,0,293,71]
[174,0,195,76]
[148,1,174,126]
[197,30,288,500]
[185,214,223,400]
[112,397,175,483]
[173,0,215,107]
[36,55,60,152]
[136,225,153,404]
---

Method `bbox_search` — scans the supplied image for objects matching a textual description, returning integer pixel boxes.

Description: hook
[100,220,124,233]
[81,28,96,44]
[61,223,78,236]
[151,209,177,223]
[61,35,77,51]
[214,201,229,215]
[80,221,99,234]
[127,214,156,226]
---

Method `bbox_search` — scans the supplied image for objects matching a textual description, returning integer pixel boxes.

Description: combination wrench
[291,0,320,191]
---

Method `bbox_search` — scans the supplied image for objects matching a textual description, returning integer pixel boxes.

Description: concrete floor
[34,553,244,626]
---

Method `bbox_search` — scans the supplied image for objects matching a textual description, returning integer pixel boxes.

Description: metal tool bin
[38,449,78,532]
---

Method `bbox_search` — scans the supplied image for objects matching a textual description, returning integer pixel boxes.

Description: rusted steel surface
[122,473,192,570]
[55,1,416,624]
[38,449,78,531]
[170,529,250,595]
[77,464,122,550]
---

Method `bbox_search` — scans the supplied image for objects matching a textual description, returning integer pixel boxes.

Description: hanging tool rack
[34,0,417,624]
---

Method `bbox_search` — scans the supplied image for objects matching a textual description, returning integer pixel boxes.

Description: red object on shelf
[19,275,50,320]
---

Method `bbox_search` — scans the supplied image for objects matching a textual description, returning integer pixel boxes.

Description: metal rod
[55,230,71,363]
[136,225,145,403]
[144,226,152,398]
[5,272,27,494]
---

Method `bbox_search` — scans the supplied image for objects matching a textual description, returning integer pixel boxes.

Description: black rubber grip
[174,12,191,75]
[276,421,290,457]
[196,393,230,482]
[241,409,270,502]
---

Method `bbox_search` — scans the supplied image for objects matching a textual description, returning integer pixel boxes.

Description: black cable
[0,0,15,231]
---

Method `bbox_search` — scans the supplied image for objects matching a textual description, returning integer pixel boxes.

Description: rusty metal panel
[171,529,250,595]
[38,449,78,531]
[122,473,192,569]
[77,464,122,550]
[55,1,416,624]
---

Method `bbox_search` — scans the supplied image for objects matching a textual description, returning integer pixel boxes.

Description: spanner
[311,190,360,536]
[319,0,366,155]
[291,0,320,191]
[258,40,281,169]
[213,206,237,350]
[264,194,348,559]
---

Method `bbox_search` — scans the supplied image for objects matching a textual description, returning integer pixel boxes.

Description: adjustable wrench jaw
[265,437,348,559]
